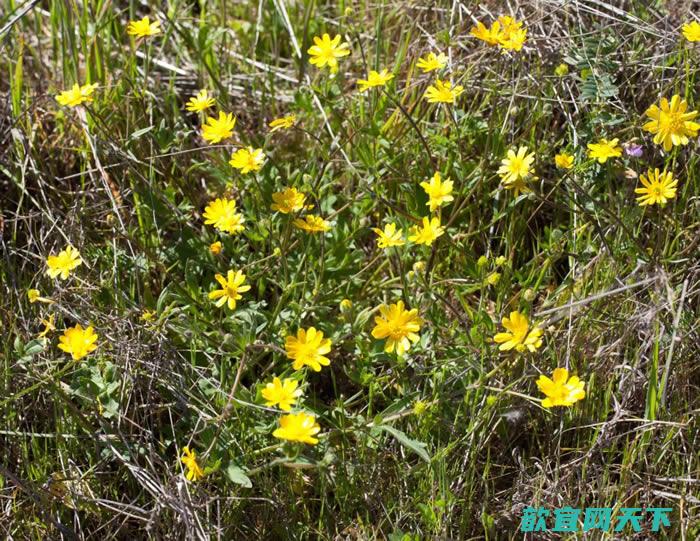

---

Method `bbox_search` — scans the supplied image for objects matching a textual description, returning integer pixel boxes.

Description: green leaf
[224,464,252,488]
[377,425,430,463]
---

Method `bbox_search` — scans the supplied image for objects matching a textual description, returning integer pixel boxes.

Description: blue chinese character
[552,506,580,532]
[582,508,612,531]
[614,508,643,532]
[520,506,550,532]
[648,508,672,531]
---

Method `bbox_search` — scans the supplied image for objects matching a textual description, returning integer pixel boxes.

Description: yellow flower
[229,147,265,174]
[285,327,332,372]
[140,309,156,322]
[357,69,394,92]
[643,95,699,152]
[307,33,350,73]
[372,223,405,249]
[493,311,542,352]
[470,16,527,51]
[485,272,501,286]
[201,112,236,144]
[681,21,700,42]
[273,412,321,445]
[271,187,306,214]
[413,399,429,416]
[56,83,99,108]
[38,314,56,338]
[209,241,223,255]
[262,377,303,411]
[498,26,527,52]
[126,16,161,38]
[420,171,454,212]
[293,215,331,233]
[536,368,585,408]
[495,255,507,266]
[58,324,98,360]
[587,138,622,163]
[269,114,296,132]
[635,168,678,207]
[498,146,536,191]
[554,63,569,77]
[180,447,205,481]
[408,216,445,246]
[46,245,82,280]
[339,298,353,312]
[208,270,251,310]
[423,79,464,104]
[470,21,502,46]
[554,152,574,169]
[371,300,422,356]
[185,89,215,112]
[203,198,245,235]
[416,52,448,73]
[27,289,53,304]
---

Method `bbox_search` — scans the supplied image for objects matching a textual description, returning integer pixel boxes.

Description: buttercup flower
[229,147,265,174]
[285,327,332,372]
[293,215,331,233]
[307,34,350,73]
[208,270,251,310]
[681,21,700,42]
[209,241,223,255]
[587,138,622,163]
[271,187,305,214]
[126,16,161,38]
[643,95,699,152]
[180,447,205,481]
[371,300,422,355]
[470,21,502,46]
[499,146,537,195]
[28,289,53,304]
[373,223,405,249]
[357,69,394,92]
[424,79,464,104]
[470,16,527,51]
[536,368,585,408]
[56,83,98,108]
[273,412,321,445]
[635,168,678,207]
[416,52,448,73]
[203,198,245,234]
[420,172,454,212]
[408,216,445,246]
[262,377,303,411]
[38,314,56,338]
[185,89,215,112]
[493,311,542,352]
[269,115,296,132]
[201,112,236,144]
[46,245,82,280]
[554,152,574,169]
[58,324,98,360]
